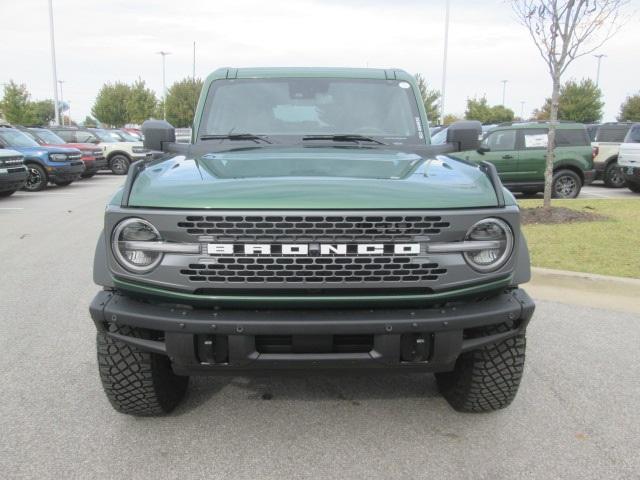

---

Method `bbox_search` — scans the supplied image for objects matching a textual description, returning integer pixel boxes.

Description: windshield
[32,129,66,145]
[90,129,117,143]
[200,78,425,144]
[113,130,139,142]
[0,129,40,148]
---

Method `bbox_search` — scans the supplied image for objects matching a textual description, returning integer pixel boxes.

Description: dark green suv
[459,122,595,198]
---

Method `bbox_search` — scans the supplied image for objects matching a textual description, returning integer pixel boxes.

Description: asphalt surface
[1,175,639,480]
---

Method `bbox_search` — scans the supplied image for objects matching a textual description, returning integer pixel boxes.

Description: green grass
[518,199,640,278]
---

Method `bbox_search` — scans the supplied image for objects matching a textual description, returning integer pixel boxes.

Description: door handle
[502,155,514,160]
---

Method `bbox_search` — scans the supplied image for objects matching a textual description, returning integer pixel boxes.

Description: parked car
[50,126,152,175]
[18,126,107,178]
[90,66,535,416]
[618,123,640,193]
[0,148,28,197]
[0,126,84,191]
[456,121,595,198]
[590,122,632,188]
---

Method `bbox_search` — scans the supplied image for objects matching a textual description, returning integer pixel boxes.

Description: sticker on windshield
[415,116,424,139]
[398,81,411,89]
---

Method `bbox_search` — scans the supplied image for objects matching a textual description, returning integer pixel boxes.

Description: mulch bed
[521,206,610,225]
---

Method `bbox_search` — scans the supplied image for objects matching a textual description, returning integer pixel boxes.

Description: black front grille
[180,256,447,284]
[177,214,450,242]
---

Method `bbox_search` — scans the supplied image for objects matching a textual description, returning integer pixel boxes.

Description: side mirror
[477,146,490,154]
[142,119,176,152]
[446,120,482,152]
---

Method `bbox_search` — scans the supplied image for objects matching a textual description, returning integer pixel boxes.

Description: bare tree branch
[510,0,629,209]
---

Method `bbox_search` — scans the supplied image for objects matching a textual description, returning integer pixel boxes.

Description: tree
[534,78,603,123]
[92,82,132,127]
[512,0,627,209]
[0,81,32,124]
[165,78,203,128]
[414,74,440,124]
[28,100,55,125]
[83,116,98,127]
[126,78,157,124]
[442,114,461,125]
[465,97,514,124]
[618,93,640,122]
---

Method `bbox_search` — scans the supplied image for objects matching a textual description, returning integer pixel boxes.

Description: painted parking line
[0,207,24,210]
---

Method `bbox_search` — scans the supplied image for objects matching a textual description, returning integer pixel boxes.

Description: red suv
[18,127,107,178]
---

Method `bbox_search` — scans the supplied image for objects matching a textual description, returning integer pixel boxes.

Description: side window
[597,125,631,142]
[625,126,640,143]
[521,128,548,149]
[483,130,516,151]
[76,131,95,143]
[556,129,589,147]
[56,130,75,142]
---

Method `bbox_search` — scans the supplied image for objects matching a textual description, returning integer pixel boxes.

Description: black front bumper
[48,161,85,182]
[0,166,28,192]
[90,288,535,375]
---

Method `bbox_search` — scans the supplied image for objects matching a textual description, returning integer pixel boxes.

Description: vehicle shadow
[173,372,440,415]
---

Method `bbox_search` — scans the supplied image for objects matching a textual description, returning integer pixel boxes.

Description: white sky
[2,0,638,123]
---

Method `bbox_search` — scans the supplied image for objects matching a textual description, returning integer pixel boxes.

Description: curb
[528,267,640,314]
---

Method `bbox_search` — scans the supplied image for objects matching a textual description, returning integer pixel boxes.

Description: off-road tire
[603,161,626,188]
[109,154,130,175]
[97,325,189,416]
[552,169,581,199]
[0,190,16,197]
[628,182,640,193]
[435,324,526,413]
[23,163,47,192]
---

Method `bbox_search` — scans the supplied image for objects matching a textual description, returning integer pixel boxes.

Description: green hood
[127,147,500,209]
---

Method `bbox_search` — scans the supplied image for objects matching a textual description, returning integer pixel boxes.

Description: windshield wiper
[302,134,387,145]
[199,133,272,144]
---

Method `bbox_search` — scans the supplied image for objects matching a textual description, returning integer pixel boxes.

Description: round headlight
[463,218,514,272]
[111,218,162,273]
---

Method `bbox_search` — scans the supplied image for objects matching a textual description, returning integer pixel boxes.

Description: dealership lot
[1,176,639,480]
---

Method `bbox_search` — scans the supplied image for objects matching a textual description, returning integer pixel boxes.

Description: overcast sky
[2,0,638,123]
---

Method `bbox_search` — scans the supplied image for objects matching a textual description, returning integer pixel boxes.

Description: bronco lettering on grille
[206,243,421,256]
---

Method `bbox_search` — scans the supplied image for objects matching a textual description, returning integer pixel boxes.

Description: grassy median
[518,199,640,279]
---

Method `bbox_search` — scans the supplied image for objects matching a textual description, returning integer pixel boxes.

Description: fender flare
[93,230,115,288]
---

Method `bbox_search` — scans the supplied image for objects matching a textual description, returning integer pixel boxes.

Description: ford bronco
[90,67,535,416]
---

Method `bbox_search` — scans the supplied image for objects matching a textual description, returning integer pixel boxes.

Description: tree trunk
[543,78,561,210]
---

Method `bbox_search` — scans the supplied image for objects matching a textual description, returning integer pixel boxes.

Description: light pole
[594,54,606,87]
[520,101,526,120]
[156,51,171,120]
[501,80,508,106]
[58,80,65,125]
[48,0,60,126]
[440,0,450,125]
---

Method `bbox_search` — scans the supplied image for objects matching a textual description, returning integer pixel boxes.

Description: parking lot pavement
[1,176,639,480]
[579,182,639,199]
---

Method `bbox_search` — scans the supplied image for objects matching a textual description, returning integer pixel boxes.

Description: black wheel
[23,163,48,192]
[552,169,581,199]
[109,155,130,175]
[0,190,16,198]
[603,161,626,188]
[628,182,640,193]
[54,180,73,187]
[97,325,189,416]
[435,323,526,413]
[81,172,96,179]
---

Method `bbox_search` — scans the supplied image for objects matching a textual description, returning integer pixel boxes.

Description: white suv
[591,123,633,188]
[619,123,640,193]
[51,127,152,175]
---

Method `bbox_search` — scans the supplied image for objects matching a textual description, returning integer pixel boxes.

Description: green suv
[459,122,595,198]
[90,67,535,416]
